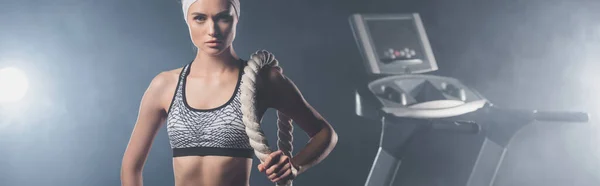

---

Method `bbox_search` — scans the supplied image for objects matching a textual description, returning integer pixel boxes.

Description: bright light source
[0,67,29,103]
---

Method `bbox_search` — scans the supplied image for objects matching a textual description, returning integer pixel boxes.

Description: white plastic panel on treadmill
[368,74,488,118]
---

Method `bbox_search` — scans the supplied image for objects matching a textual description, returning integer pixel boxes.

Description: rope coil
[240,50,295,186]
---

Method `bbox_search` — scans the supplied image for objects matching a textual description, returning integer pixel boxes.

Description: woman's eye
[194,16,206,21]
[217,15,233,22]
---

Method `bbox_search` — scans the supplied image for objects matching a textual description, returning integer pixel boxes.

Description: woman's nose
[207,21,218,37]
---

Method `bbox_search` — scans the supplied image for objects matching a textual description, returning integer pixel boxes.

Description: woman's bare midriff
[173,156,253,186]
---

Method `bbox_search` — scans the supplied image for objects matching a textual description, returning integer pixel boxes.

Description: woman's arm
[262,66,338,176]
[121,72,171,186]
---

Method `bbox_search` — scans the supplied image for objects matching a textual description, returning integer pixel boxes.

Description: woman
[120,0,338,185]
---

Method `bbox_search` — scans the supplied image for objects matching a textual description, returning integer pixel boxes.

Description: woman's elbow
[318,124,337,149]
[121,155,143,175]
[120,160,143,185]
[328,125,338,148]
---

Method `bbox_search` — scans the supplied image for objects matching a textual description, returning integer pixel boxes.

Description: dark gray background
[0,0,599,185]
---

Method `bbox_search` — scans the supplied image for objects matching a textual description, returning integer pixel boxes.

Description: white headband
[182,0,240,24]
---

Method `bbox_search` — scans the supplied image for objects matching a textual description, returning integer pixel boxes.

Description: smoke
[471,1,600,185]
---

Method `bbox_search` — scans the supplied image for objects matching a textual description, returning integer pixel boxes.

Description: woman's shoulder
[163,67,185,78]
[142,67,184,110]
[154,67,182,84]
[145,67,183,95]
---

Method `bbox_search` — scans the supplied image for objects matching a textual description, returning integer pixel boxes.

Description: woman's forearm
[290,123,338,174]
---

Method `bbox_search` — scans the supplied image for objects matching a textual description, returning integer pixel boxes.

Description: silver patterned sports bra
[166,60,253,158]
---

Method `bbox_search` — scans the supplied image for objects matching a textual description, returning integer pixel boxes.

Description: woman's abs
[173,156,252,186]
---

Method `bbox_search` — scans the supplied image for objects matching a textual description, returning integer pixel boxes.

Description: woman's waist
[173,155,252,186]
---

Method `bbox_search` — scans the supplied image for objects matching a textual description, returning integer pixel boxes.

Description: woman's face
[186,0,238,55]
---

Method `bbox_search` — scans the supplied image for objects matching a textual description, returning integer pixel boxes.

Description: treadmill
[349,13,590,186]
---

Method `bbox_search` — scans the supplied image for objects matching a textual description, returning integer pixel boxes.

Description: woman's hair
[181,0,240,24]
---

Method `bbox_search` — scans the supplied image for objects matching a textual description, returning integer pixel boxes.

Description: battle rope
[240,50,296,186]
